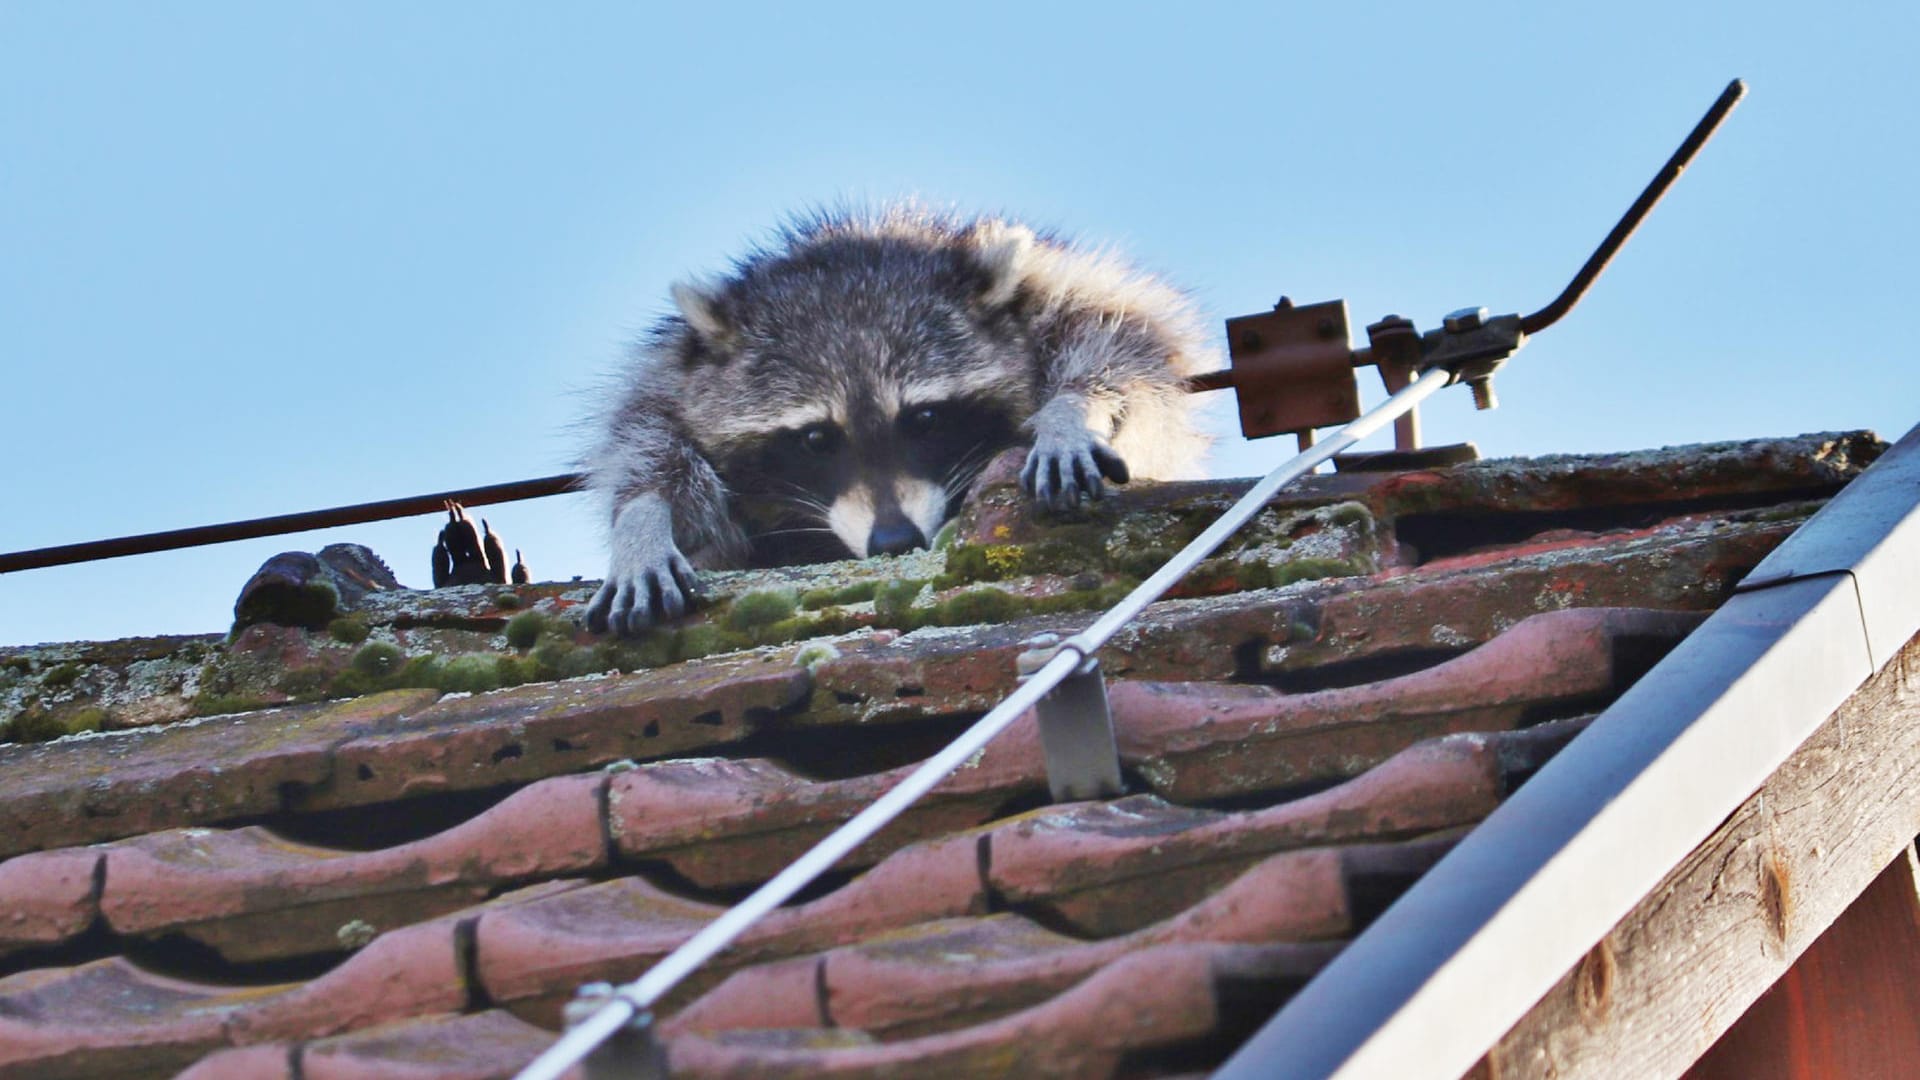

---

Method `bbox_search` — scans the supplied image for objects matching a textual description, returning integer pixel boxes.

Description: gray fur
[583,204,1213,635]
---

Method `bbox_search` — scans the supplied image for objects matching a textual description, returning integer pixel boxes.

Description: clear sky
[3,2,1914,646]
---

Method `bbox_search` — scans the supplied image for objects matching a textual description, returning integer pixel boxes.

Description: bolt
[1317,317,1340,338]
[1016,633,1062,676]
[1275,296,1294,310]
[1444,306,1488,333]
[1239,331,1263,351]
[1469,377,1499,411]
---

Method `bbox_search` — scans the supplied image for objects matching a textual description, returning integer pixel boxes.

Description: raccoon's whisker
[767,498,834,519]
[941,444,999,496]
[753,526,840,539]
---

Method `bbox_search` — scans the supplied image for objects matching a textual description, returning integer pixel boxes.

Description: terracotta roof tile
[0,689,436,858]
[667,941,1327,1078]
[293,1011,559,1080]
[318,660,811,810]
[0,430,1881,1078]
[96,773,607,962]
[0,848,99,957]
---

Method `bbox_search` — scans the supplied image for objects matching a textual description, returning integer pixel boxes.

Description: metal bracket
[564,984,667,1080]
[1017,635,1125,802]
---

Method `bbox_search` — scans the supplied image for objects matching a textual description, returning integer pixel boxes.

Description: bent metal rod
[511,366,1457,1080]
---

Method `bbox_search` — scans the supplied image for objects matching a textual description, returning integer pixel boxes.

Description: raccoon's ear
[670,279,735,349]
[971,223,1034,310]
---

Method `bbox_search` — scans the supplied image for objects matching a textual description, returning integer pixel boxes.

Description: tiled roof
[0,431,1883,1079]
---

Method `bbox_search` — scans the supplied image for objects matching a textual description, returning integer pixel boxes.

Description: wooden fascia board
[1486,625,1920,1076]
[1215,424,1920,1080]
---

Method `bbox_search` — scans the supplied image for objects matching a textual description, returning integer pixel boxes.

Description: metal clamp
[1017,634,1125,802]
[564,984,667,1080]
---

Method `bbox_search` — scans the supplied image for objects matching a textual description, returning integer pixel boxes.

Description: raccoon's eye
[900,405,940,437]
[799,423,842,455]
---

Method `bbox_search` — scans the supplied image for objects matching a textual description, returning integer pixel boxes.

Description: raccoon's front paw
[1020,435,1130,512]
[585,494,702,636]
[585,553,700,636]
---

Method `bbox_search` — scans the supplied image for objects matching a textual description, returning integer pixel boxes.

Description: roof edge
[1216,422,1920,1080]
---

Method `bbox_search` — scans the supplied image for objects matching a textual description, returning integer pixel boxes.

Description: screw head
[1444,306,1489,333]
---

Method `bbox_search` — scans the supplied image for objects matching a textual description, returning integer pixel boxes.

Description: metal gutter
[1215,423,1920,1080]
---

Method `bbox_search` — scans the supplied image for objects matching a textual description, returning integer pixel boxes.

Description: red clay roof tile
[97,773,607,962]
[0,431,1878,1078]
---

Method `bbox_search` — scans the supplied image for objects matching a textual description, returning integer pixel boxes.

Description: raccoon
[583,205,1213,636]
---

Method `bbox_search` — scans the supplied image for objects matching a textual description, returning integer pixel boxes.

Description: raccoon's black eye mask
[798,423,842,456]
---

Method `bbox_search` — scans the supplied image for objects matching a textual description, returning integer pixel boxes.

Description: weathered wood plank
[1685,844,1920,1080]
[1477,633,1920,1079]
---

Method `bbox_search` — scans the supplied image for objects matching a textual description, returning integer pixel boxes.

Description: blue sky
[2,3,1914,646]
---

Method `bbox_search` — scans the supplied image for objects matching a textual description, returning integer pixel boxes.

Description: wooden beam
[1684,844,1920,1080]
[1477,633,1920,1078]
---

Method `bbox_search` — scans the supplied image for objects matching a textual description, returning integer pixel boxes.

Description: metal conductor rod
[0,473,583,575]
[1520,78,1746,336]
[512,365,1455,1080]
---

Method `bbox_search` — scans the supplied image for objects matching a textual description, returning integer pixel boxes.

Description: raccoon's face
[669,217,1040,565]
[719,391,1021,563]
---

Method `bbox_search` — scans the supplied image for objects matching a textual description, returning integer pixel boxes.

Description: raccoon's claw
[586,554,701,636]
[1021,440,1130,512]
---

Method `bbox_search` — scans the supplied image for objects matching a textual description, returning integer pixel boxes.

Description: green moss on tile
[555,646,615,679]
[326,617,371,645]
[936,544,1003,585]
[1271,556,1369,587]
[1328,502,1374,529]
[531,637,582,678]
[494,592,523,610]
[64,706,108,736]
[722,589,800,632]
[396,655,445,686]
[873,579,929,625]
[495,654,541,686]
[190,692,274,717]
[504,611,548,651]
[3,702,108,743]
[2,657,34,675]
[799,581,879,610]
[277,666,333,700]
[933,587,1020,626]
[608,634,677,671]
[351,642,407,679]
[437,655,503,693]
[40,662,83,689]
[7,710,68,744]
[674,623,750,661]
[794,642,842,670]
[327,670,378,697]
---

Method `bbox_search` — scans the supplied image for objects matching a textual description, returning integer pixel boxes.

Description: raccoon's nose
[867,520,927,557]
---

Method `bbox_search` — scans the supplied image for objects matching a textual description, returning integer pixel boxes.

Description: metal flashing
[1736,424,1920,667]
[1216,424,1920,1080]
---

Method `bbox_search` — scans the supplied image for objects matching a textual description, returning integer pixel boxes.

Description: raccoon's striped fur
[583,205,1213,635]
